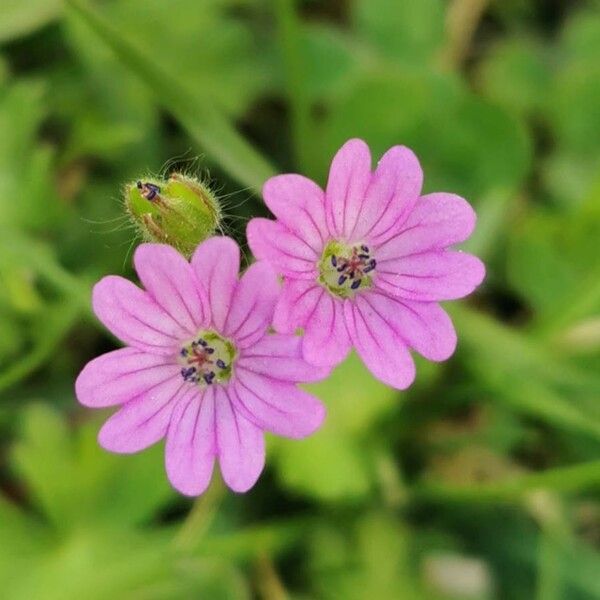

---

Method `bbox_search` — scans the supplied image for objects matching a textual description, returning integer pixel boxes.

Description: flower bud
[125,173,221,256]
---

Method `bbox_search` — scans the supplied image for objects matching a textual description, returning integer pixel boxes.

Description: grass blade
[65,0,276,193]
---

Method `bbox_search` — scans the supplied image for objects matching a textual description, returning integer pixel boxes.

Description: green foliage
[1,0,600,598]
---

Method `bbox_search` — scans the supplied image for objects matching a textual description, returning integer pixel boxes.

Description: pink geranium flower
[75,238,327,496]
[247,139,485,390]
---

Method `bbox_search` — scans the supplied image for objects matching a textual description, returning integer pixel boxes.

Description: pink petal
[232,369,326,439]
[165,387,216,496]
[247,218,318,279]
[238,333,330,382]
[191,236,240,331]
[93,276,186,355]
[134,244,208,334]
[376,193,477,258]
[352,145,423,243]
[224,261,279,348]
[376,250,486,301]
[272,279,323,335]
[98,376,185,453]
[76,348,178,407]
[360,292,457,361]
[263,174,328,252]
[215,386,265,493]
[302,293,351,367]
[344,298,416,390]
[325,138,372,238]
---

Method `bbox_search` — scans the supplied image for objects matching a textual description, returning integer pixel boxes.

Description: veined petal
[325,138,371,238]
[134,244,208,334]
[263,174,328,251]
[165,387,216,496]
[247,218,318,279]
[191,236,240,331]
[76,348,178,407]
[302,293,351,367]
[376,193,477,258]
[238,334,330,382]
[215,386,265,493]
[362,292,457,361]
[232,370,326,439]
[98,376,185,453]
[224,261,279,348]
[376,250,486,301]
[272,279,323,334]
[344,297,416,390]
[352,145,423,243]
[93,276,186,355]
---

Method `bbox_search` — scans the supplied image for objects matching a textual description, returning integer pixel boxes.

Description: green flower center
[318,240,376,298]
[178,330,236,388]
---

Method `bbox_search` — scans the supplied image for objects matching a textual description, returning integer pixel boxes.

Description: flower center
[178,330,236,387]
[318,240,376,298]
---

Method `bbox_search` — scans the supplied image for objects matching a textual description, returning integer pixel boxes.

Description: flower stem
[173,475,226,552]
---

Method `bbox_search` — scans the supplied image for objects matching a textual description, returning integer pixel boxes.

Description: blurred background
[1,0,600,598]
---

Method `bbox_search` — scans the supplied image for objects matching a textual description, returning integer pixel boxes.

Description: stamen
[178,330,236,387]
[319,241,377,298]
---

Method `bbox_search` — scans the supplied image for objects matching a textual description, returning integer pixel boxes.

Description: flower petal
[232,369,326,439]
[325,138,372,238]
[76,348,178,407]
[238,333,330,382]
[376,192,477,258]
[191,236,240,331]
[376,250,486,301]
[215,386,265,493]
[263,174,328,251]
[344,297,416,390]
[361,292,457,361]
[98,376,185,453]
[165,387,216,496]
[302,293,351,367]
[353,145,423,243]
[224,261,279,348]
[134,244,208,334]
[247,218,318,279]
[93,276,186,355]
[272,279,323,335]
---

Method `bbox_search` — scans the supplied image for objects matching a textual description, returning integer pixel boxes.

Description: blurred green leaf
[353,0,445,64]
[65,0,275,192]
[273,352,397,501]
[477,37,551,117]
[0,0,61,44]
[507,191,600,332]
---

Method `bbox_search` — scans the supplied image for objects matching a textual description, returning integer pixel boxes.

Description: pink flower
[75,238,327,496]
[247,139,485,390]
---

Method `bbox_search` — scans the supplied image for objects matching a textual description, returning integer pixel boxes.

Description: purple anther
[331,255,337,267]
[216,359,226,369]
[338,275,347,285]
[351,279,361,290]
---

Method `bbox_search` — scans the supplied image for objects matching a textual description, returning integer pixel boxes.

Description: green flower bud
[125,172,222,256]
